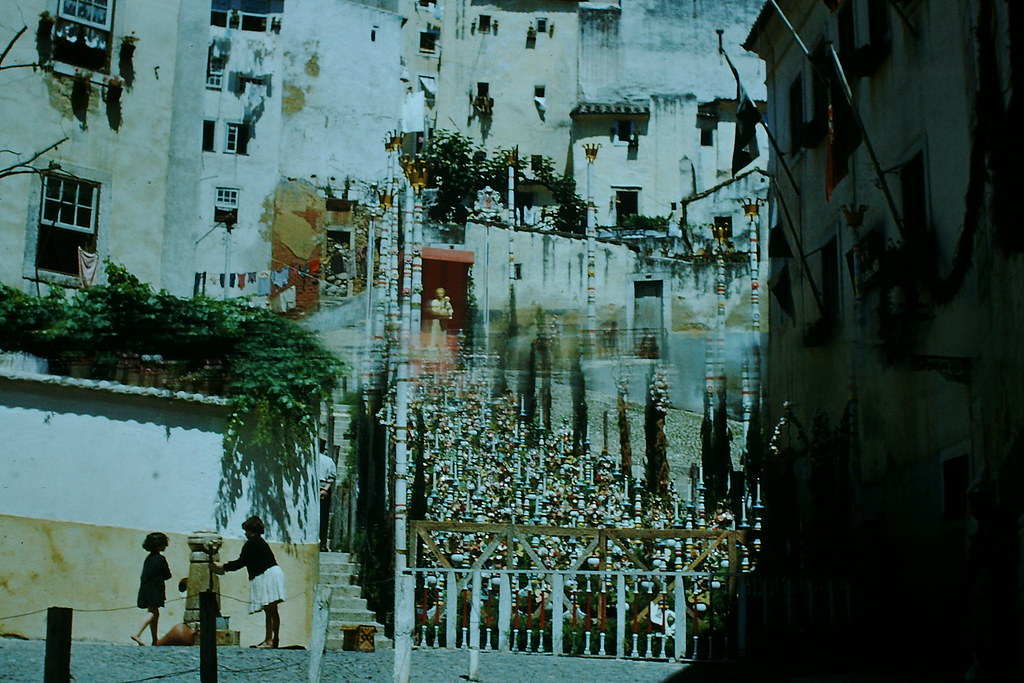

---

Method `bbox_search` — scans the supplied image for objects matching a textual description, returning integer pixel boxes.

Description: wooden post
[199,590,218,683]
[446,569,458,648]
[673,573,686,662]
[468,570,482,681]
[44,606,72,683]
[308,585,332,683]
[498,572,511,652]
[736,574,748,661]
[615,574,626,660]
[551,572,563,656]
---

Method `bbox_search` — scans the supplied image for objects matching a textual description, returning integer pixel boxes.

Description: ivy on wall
[0,262,342,539]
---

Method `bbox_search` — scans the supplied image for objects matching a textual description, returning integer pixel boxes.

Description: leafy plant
[421,130,585,234]
[0,262,343,539]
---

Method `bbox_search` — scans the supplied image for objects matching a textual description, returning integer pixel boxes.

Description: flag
[722,48,762,175]
[823,54,861,201]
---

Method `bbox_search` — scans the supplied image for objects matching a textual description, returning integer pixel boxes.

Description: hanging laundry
[229,273,236,287]
[257,271,271,296]
[219,273,226,287]
[272,267,289,288]
[77,247,99,287]
[193,272,207,297]
[271,285,297,312]
[237,273,247,289]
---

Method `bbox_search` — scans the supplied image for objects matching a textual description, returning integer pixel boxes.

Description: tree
[0,26,68,184]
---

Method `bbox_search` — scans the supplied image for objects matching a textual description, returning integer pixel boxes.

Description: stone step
[319,551,352,564]
[329,595,368,612]
[328,583,362,599]
[329,611,378,627]
[320,566,358,580]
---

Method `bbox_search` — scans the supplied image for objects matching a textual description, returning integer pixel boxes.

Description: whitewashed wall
[0,374,319,644]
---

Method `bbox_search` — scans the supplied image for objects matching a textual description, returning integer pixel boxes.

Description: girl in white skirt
[214,515,285,648]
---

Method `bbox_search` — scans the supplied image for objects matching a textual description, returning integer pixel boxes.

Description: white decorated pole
[583,144,600,350]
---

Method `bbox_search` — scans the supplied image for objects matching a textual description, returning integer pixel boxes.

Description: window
[54,0,113,71]
[610,120,634,145]
[700,128,714,146]
[837,2,856,69]
[536,17,548,33]
[225,122,250,155]
[477,83,490,98]
[477,15,492,33]
[214,187,239,225]
[202,120,216,152]
[419,30,437,54]
[615,189,638,225]
[240,14,266,31]
[900,152,927,237]
[534,86,546,99]
[787,74,803,154]
[211,1,283,30]
[36,174,99,276]
[821,236,840,321]
[206,52,225,89]
[942,454,969,522]
[512,263,522,280]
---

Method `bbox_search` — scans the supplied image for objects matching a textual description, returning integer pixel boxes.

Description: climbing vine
[0,263,343,538]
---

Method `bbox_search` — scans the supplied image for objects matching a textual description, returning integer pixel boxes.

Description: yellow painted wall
[0,515,317,647]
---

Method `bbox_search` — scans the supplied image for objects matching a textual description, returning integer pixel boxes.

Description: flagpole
[719,43,825,316]
[764,1,905,236]
[826,44,904,237]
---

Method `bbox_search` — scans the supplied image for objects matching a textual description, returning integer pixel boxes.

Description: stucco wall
[0,1,186,289]
[0,376,319,645]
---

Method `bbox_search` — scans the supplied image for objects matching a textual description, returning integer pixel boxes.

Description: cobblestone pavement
[0,639,683,683]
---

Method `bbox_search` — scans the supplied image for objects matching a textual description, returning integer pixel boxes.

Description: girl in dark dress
[132,532,171,645]
[213,515,286,648]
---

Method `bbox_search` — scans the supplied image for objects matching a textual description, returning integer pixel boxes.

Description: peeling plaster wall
[572,0,768,229]
[0,1,185,290]
[0,377,318,644]
[185,0,402,303]
[433,0,581,170]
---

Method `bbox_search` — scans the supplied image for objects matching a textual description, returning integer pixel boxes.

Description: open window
[614,189,639,226]
[206,50,225,90]
[36,173,100,276]
[225,122,250,155]
[202,120,216,152]
[211,0,283,32]
[419,30,438,54]
[54,0,114,72]
[214,187,239,226]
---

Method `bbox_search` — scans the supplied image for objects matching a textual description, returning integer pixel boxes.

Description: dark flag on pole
[823,54,861,201]
[722,48,762,175]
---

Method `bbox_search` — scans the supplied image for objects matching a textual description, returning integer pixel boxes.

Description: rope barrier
[0,590,310,622]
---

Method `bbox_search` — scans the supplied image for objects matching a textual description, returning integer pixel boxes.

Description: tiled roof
[571,102,650,117]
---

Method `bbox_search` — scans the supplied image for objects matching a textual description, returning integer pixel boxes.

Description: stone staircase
[319,551,391,650]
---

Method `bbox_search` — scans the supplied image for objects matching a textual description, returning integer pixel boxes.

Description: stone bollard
[185,531,223,630]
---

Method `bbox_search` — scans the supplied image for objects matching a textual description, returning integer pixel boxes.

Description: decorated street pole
[583,143,600,352]
[393,153,429,683]
[843,203,867,526]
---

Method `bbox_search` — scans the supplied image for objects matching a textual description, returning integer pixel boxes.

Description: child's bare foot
[130,636,145,646]
[254,640,275,649]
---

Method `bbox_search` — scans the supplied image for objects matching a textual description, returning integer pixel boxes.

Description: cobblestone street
[0,639,683,683]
